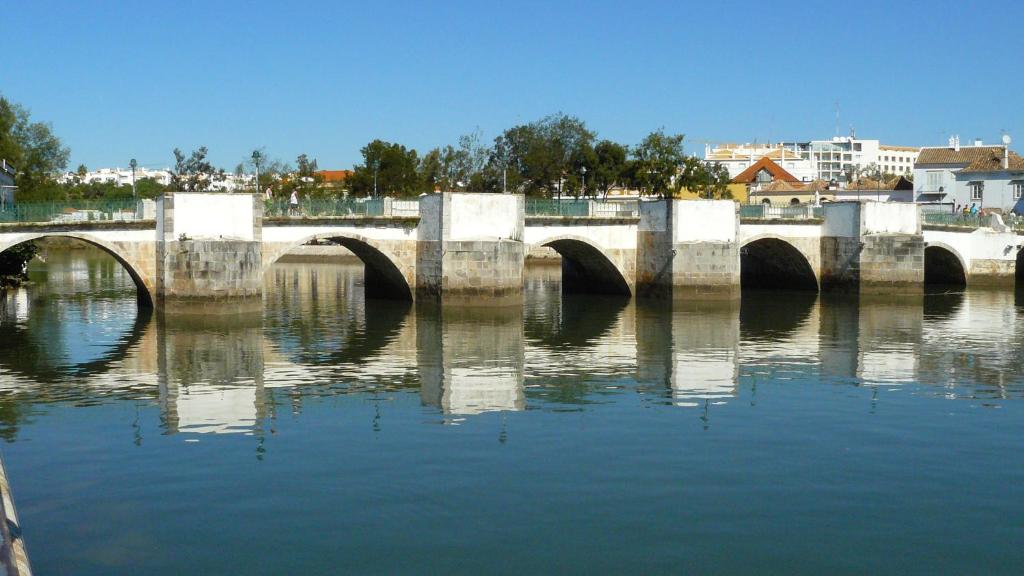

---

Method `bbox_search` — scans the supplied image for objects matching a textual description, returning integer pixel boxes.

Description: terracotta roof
[847,175,913,191]
[916,146,1008,165]
[959,151,1024,173]
[316,169,352,182]
[759,180,805,192]
[730,157,801,184]
[878,145,919,152]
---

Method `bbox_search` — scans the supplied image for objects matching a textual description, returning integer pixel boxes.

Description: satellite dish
[1003,134,1012,145]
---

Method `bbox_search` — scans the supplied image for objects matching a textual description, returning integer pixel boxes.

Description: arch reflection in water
[418,304,525,415]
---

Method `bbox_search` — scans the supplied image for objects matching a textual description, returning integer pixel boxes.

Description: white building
[60,167,173,186]
[705,143,817,181]
[60,167,254,191]
[705,136,919,183]
[914,136,1024,212]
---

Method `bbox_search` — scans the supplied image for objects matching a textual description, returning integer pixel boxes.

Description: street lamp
[251,150,262,194]
[372,159,379,197]
[581,165,587,196]
[129,158,138,199]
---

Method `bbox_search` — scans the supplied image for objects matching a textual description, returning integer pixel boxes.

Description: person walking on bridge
[289,189,299,216]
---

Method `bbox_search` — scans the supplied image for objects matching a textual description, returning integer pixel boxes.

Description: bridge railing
[265,197,422,218]
[740,203,821,220]
[922,212,984,229]
[526,199,638,218]
[0,198,144,224]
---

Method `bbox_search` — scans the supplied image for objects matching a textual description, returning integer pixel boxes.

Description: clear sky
[5,0,1024,171]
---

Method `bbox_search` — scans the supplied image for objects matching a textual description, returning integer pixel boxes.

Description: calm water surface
[2,248,1023,574]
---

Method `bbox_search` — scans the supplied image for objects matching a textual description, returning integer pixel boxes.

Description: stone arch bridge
[1,193,1020,310]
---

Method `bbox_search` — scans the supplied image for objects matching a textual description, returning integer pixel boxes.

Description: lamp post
[251,150,262,195]
[129,158,137,199]
[581,165,587,197]
[373,159,379,197]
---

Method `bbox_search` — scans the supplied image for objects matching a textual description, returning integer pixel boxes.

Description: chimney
[974,138,983,147]
[954,135,960,152]
[1004,146,1010,170]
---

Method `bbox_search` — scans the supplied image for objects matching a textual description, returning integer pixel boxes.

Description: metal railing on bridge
[739,203,822,220]
[264,197,421,218]
[0,198,144,224]
[525,199,639,218]
[921,212,985,229]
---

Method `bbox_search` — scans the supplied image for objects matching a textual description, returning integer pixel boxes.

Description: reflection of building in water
[418,305,525,415]
[157,311,270,435]
[637,301,740,409]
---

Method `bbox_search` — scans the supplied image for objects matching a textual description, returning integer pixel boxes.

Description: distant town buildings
[58,167,255,191]
[705,136,920,183]
[914,136,1024,212]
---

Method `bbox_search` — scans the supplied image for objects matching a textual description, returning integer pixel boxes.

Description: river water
[1,247,1023,574]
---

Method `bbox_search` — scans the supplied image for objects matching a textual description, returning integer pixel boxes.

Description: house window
[1013,181,1024,200]
[970,181,984,201]
[926,171,943,191]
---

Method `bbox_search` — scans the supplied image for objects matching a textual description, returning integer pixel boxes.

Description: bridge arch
[740,235,818,290]
[0,232,155,306]
[924,242,967,287]
[531,234,632,296]
[262,232,414,300]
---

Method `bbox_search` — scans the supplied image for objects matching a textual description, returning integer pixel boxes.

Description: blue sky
[5,0,1024,171]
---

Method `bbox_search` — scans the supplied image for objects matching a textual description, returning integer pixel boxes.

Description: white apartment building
[705,136,919,183]
[60,167,254,191]
[60,167,174,186]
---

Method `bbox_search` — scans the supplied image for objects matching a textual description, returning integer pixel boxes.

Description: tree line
[1,94,730,202]
[346,113,731,199]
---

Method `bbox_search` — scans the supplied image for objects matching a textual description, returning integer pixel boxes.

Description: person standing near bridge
[289,189,299,215]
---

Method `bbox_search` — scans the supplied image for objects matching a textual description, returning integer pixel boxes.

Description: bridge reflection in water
[3,249,1024,446]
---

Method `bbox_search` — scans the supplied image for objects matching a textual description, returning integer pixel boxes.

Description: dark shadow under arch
[271,236,413,301]
[543,238,631,296]
[1,236,153,306]
[741,238,818,291]
[924,245,966,287]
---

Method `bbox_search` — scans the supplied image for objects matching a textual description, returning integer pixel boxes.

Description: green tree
[0,95,71,201]
[590,140,629,198]
[171,147,225,192]
[489,113,596,197]
[0,241,38,287]
[678,157,732,199]
[349,140,422,197]
[631,129,685,197]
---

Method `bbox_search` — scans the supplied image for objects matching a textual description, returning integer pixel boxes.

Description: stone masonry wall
[671,241,740,299]
[159,239,262,300]
[859,234,924,292]
[436,239,524,303]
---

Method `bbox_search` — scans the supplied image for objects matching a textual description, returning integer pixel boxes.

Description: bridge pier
[636,199,740,299]
[155,192,264,311]
[416,192,524,305]
[821,202,924,293]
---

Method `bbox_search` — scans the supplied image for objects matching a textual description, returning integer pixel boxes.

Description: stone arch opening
[740,238,818,290]
[541,238,631,296]
[924,245,966,287]
[0,235,154,306]
[267,234,412,301]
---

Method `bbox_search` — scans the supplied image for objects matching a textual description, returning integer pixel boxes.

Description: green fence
[526,199,638,218]
[922,213,984,228]
[264,198,389,218]
[0,199,141,224]
[740,203,819,220]
[526,199,591,217]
